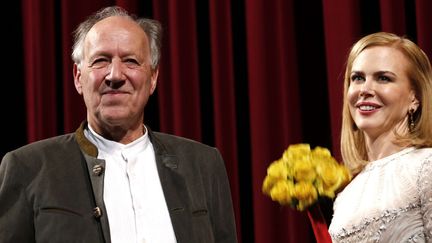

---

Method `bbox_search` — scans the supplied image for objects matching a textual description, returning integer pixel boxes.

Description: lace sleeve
[418,154,432,241]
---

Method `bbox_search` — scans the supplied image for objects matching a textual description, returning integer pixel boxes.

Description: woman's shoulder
[414,147,432,177]
[410,147,432,165]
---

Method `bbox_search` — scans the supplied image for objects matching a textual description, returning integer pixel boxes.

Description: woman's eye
[378,76,391,82]
[351,75,364,82]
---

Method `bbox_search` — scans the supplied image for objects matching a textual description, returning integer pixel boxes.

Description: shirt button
[92,164,104,176]
[93,207,102,218]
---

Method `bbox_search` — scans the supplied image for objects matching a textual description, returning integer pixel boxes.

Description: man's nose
[106,60,124,80]
[105,60,125,88]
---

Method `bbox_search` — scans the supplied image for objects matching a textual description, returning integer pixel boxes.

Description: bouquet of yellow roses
[262,143,351,211]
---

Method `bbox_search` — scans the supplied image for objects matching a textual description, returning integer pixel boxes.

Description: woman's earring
[408,109,415,132]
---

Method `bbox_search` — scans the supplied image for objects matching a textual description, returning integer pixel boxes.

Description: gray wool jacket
[0,122,237,243]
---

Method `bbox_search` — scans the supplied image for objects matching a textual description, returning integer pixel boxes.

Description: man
[0,6,237,243]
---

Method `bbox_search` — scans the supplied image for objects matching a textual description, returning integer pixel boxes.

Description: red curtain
[1,0,431,242]
[245,0,309,242]
[22,0,58,141]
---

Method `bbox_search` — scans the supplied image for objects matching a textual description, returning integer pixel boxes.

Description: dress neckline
[363,147,415,172]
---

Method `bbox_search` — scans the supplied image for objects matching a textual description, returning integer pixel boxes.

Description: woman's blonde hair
[341,32,432,175]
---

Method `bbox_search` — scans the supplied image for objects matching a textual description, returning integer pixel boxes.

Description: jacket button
[93,207,102,218]
[92,164,104,176]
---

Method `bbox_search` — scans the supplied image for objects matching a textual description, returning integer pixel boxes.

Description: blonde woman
[329,32,432,242]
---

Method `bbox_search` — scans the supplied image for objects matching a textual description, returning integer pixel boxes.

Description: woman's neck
[364,131,406,161]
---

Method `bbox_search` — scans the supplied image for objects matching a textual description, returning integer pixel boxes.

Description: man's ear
[73,63,83,95]
[150,68,159,94]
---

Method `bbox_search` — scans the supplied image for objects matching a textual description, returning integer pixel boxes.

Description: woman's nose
[359,79,374,97]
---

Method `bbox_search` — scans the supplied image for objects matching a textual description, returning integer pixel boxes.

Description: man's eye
[124,59,141,68]
[90,59,109,68]
[125,59,139,64]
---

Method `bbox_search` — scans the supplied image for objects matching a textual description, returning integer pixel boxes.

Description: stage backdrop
[2,0,432,242]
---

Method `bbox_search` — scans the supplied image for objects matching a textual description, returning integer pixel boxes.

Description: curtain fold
[245,0,311,242]
[4,0,430,242]
[22,0,58,142]
[208,0,242,241]
[153,0,202,141]
[416,0,432,59]
[380,0,406,35]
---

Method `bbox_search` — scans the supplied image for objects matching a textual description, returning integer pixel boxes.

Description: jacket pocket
[35,206,101,243]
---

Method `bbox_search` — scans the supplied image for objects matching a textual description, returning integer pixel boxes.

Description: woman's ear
[412,98,420,112]
[407,89,419,111]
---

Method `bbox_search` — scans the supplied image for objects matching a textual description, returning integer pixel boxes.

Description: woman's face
[347,46,418,139]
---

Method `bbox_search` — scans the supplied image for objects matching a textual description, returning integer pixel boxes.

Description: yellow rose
[283,144,311,163]
[311,146,332,158]
[292,159,316,182]
[262,175,278,195]
[315,160,351,198]
[267,159,288,179]
[269,180,295,205]
[293,181,318,211]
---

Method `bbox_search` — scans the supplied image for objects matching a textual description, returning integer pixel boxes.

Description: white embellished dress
[329,147,432,242]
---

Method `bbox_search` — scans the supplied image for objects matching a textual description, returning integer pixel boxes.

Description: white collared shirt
[84,125,177,243]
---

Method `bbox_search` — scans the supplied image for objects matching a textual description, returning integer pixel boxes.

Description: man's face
[73,16,158,129]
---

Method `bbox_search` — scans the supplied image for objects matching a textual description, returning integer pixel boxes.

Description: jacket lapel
[149,131,195,242]
[75,122,111,243]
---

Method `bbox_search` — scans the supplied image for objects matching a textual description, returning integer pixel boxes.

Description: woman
[329,32,432,242]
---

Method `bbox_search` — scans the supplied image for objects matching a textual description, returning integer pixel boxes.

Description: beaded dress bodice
[329,147,432,242]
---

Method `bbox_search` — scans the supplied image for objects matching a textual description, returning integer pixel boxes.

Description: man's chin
[100,112,131,126]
